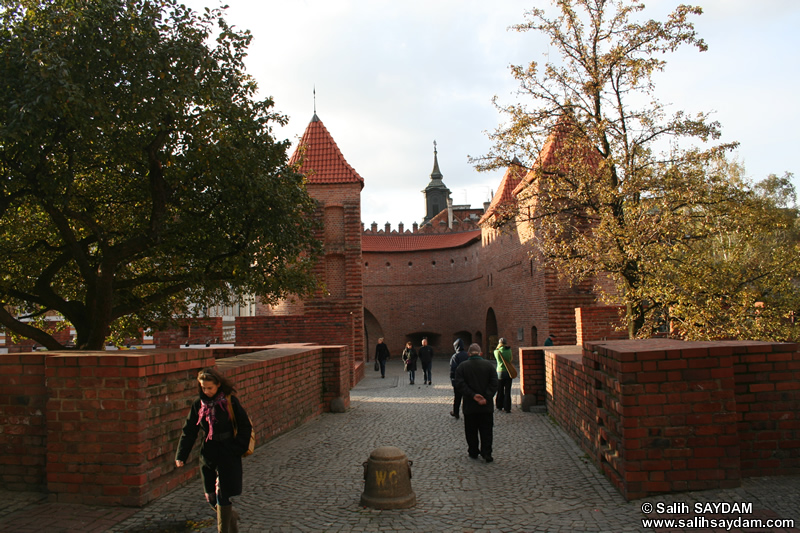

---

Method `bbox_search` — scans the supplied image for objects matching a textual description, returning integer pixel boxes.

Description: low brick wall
[732,344,800,477]
[0,344,350,506]
[544,347,595,455]
[236,313,365,394]
[521,339,800,500]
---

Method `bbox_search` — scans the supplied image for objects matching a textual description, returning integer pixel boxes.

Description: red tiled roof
[289,115,364,188]
[479,160,526,224]
[363,230,481,252]
[512,115,602,196]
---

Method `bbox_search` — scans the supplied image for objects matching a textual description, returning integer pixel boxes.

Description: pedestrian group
[175,336,521,530]
[377,336,518,463]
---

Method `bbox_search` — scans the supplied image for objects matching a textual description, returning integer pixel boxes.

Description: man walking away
[454,343,498,462]
[449,338,469,418]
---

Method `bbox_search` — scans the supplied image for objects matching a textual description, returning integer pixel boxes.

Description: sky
[182,0,800,228]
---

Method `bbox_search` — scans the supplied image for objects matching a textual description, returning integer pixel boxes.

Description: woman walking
[175,367,252,532]
[402,341,418,385]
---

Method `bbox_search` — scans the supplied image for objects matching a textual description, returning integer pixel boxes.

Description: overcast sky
[182,0,800,228]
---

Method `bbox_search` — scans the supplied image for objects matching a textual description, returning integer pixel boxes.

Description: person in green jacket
[494,338,513,413]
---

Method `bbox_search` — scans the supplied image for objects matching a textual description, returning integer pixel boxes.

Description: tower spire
[431,140,442,179]
[421,139,450,224]
[312,85,319,122]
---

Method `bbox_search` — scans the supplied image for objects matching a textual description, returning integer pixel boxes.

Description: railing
[222,323,236,343]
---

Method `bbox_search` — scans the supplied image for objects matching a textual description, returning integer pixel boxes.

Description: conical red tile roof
[479,157,526,225]
[512,115,601,195]
[289,114,364,188]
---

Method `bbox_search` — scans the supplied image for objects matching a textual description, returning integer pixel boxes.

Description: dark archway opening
[485,308,498,357]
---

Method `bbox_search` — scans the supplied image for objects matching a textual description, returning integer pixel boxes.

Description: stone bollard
[360,446,415,509]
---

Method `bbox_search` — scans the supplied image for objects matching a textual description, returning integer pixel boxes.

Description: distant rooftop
[362,230,481,252]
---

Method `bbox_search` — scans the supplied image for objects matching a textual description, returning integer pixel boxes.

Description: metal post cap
[360,446,416,509]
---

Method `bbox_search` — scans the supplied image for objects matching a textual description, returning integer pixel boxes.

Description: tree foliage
[0,0,320,349]
[660,169,800,341]
[479,0,799,340]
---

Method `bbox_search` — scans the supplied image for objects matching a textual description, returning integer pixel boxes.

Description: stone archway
[453,330,472,351]
[363,308,383,361]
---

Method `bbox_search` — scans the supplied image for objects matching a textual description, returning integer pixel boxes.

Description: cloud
[182,0,800,226]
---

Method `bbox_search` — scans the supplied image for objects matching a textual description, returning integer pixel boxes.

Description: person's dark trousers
[452,387,463,417]
[496,372,512,412]
[463,412,494,458]
[379,359,386,377]
[422,362,432,383]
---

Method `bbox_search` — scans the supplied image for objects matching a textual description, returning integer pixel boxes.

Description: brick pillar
[519,347,545,410]
[321,345,351,413]
[585,339,741,500]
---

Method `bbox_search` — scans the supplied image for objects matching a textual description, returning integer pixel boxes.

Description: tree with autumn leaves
[0,0,320,350]
[480,0,800,341]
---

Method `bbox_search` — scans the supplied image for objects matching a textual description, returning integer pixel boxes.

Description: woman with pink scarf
[175,367,252,532]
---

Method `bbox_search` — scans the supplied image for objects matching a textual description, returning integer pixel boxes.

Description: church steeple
[421,140,451,224]
[430,140,443,180]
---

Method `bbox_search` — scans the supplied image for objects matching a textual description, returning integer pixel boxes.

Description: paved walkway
[2,357,798,532]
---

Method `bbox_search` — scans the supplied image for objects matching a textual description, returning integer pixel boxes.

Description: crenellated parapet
[362,208,484,236]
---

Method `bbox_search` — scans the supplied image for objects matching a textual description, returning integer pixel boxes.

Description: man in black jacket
[454,343,499,462]
[449,338,470,418]
[375,338,390,378]
[418,337,434,385]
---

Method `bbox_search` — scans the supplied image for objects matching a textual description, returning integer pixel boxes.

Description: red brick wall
[235,308,364,388]
[731,342,800,477]
[0,353,48,491]
[575,306,627,345]
[362,245,483,356]
[152,317,223,348]
[252,181,366,376]
[0,344,350,506]
[519,347,545,409]
[362,224,604,361]
[547,347,596,454]
[525,339,800,501]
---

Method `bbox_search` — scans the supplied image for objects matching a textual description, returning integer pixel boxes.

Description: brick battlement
[0,345,350,506]
[518,339,800,500]
[362,216,481,235]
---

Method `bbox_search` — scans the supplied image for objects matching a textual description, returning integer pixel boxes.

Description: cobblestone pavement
[2,357,798,532]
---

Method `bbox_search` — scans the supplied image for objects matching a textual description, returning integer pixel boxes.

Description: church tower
[421,141,452,224]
